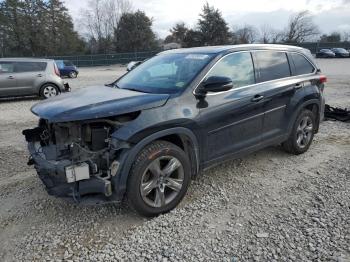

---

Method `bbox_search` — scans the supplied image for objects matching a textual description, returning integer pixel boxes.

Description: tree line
[0,0,349,58]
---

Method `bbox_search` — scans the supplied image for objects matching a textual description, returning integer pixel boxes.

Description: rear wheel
[282,109,316,155]
[40,84,60,99]
[127,141,191,217]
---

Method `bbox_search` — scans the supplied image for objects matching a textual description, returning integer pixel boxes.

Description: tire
[127,140,191,217]
[282,109,316,155]
[69,71,77,78]
[40,84,60,99]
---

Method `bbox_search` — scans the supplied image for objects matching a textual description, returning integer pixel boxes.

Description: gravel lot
[0,59,349,261]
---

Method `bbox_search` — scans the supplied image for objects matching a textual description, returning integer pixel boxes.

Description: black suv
[23,44,326,216]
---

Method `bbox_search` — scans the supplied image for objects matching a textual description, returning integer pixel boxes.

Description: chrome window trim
[193,49,317,97]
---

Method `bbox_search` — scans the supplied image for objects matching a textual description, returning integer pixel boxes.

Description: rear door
[14,62,47,95]
[198,52,265,164]
[0,61,17,97]
[252,50,296,142]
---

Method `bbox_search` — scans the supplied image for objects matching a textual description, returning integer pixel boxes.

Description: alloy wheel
[296,116,313,148]
[43,85,58,98]
[140,156,184,208]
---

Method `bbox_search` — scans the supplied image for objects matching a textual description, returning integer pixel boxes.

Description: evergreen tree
[114,10,158,52]
[197,3,231,46]
[0,0,85,57]
[169,22,188,45]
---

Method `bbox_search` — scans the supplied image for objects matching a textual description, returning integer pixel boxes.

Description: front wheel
[127,141,191,217]
[69,71,77,78]
[282,109,316,155]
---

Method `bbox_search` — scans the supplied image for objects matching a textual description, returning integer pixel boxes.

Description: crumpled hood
[31,86,169,123]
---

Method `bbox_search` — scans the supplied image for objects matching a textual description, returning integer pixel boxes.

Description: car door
[0,61,17,97]
[197,52,265,164]
[252,50,296,142]
[14,62,47,95]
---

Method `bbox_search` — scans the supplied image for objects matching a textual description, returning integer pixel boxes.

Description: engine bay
[22,113,139,200]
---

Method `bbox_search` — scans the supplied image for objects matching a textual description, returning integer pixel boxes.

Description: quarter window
[206,52,255,88]
[254,51,291,82]
[0,62,14,74]
[290,53,315,75]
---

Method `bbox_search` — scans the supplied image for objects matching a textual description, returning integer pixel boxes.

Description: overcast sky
[62,0,350,38]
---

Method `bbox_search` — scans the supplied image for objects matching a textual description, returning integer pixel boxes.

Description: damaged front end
[23,115,136,204]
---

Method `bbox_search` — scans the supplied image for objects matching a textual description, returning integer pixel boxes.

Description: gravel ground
[0,59,349,261]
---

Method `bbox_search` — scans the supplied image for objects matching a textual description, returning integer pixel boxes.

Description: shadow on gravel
[0,96,41,103]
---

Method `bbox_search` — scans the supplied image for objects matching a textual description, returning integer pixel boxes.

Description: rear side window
[0,62,14,73]
[15,62,47,73]
[290,53,315,75]
[207,52,255,88]
[55,60,64,69]
[253,51,291,82]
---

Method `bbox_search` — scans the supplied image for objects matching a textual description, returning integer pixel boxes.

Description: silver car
[0,58,70,99]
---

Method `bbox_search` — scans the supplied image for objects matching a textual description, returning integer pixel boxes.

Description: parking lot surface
[0,59,349,261]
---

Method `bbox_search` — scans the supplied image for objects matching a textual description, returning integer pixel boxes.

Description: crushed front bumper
[26,142,116,204]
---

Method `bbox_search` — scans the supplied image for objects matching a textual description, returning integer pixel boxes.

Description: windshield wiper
[124,88,150,93]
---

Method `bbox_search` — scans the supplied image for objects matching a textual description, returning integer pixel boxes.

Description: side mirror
[197,76,233,96]
[126,61,142,72]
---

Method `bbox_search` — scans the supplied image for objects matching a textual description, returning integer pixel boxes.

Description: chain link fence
[47,51,159,67]
[45,42,350,67]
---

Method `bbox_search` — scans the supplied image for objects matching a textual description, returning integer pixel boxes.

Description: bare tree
[284,11,319,43]
[233,24,258,44]
[259,24,280,43]
[80,0,132,53]
[341,31,350,42]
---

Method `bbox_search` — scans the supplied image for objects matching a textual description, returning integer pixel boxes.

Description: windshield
[116,53,214,94]
[333,48,347,52]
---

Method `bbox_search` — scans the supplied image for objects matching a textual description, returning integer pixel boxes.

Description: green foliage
[320,32,341,43]
[114,10,158,52]
[167,3,231,48]
[183,29,203,47]
[0,0,85,57]
[197,3,231,46]
[168,22,188,45]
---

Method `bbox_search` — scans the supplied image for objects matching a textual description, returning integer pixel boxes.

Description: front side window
[254,51,291,82]
[290,53,315,75]
[0,62,14,74]
[15,62,47,73]
[117,53,214,94]
[206,52,255,88]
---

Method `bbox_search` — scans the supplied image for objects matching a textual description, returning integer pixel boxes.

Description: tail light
[54,63,60,77]
[319,75,327,84]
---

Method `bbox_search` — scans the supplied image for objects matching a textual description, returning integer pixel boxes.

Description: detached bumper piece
[324,104,350,122]
[64,83,71,92]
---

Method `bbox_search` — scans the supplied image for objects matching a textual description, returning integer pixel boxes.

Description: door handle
[294,83,303,90]
[7,76,14,80]
[37,74,43,77]
[251,94,264,102]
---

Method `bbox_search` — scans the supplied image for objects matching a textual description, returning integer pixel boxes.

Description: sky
[62,0,350,38]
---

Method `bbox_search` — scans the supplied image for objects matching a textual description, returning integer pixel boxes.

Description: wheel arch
[113,127,200,201]
[287,99,321,135]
